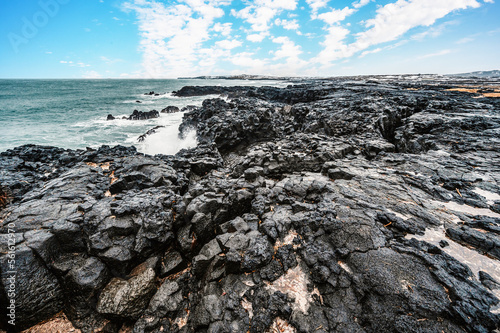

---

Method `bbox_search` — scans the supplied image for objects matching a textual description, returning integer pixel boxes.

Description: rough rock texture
[1,76,500,332]
[161,106,180,113]
[137,126,165,142]
[128,109,160,120]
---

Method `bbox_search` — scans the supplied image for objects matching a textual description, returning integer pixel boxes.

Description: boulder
[128,109,160,120]
[96,260,157,319]
[161,106,180,113]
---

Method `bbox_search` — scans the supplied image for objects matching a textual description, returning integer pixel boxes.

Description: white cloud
[213,22,232,36]
[247,33,268,42]
[354,0,481,51]
[306,0,329,14]
[215,39,242,49]
[275,18,300,31]
[352,0,371,8]
[120,0,487,76]
[314,25,352,65]
[315,0,482,64]
[272,36,303,61]
[359,47,382,57]
[122,0,231,77]
[197,46,232,68]
[456,36,474,44]
[269,37,308,75]
[417,49,452,59]
[231,52,267,69]
[83,70,102,79]
[60,60,90,67]
[317,7,356,24]
[231,0,298,34]
[411,20,457,40]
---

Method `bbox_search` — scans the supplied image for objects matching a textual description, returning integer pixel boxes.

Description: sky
[0,0,499,78]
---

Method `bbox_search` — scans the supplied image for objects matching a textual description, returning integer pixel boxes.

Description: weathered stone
[2,77,500,333]
[0,245,64,330]
[97,262,156,319]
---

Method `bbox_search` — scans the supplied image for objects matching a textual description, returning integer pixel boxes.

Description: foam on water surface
[0,79,287,154]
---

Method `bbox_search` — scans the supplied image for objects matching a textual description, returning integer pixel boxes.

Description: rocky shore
[1,76,499,333]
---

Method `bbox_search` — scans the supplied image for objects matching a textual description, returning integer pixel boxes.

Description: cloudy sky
[1,0,499,78]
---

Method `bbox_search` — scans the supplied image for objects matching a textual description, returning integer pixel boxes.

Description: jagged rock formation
[161,106,180,114]
[1,77,499,333]
[129,109,160,121]
[138,126,165,142]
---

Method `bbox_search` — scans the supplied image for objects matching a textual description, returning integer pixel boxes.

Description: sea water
[0,79,287,155]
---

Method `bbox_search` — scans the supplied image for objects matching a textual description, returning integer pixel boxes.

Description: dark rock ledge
[1,76,500,333]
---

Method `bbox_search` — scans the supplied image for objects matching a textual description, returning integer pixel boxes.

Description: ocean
[0,79,287,155]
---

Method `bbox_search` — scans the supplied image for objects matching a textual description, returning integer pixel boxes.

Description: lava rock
[96,260,157,319]
[128,109,160,120]
[161,106,180,113]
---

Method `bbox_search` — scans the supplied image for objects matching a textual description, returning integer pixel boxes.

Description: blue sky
[0,0,499,78]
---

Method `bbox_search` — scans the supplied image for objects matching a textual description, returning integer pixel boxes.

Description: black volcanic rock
[161,105,180,113]
[181,105,197,112]
[1,76,500,333]
[137,125,165,142]
[128,109,160,120]
[173,85,250,97]
[0,244,64,331]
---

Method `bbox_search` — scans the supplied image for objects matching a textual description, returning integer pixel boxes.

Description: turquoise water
[0,79,285,155]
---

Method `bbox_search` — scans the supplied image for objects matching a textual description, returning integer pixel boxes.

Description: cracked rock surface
[1,76,499,332]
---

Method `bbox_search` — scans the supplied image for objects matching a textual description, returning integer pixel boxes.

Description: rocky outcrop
[128,109,160,120]
[173,85,250,97]
[1,76,499,332]
[161,106,180,113]
[181,105,197,112]
[137,125,165,142]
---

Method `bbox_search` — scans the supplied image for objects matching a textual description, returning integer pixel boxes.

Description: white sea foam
[122,100,155,104]
[137,126,197,156]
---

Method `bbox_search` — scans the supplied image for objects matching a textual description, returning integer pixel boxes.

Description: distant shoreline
[178,70,500,80]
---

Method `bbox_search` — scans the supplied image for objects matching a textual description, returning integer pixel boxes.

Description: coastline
[1,76,500,332]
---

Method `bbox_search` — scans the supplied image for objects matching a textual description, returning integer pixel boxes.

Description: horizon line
[1,70,498,80]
